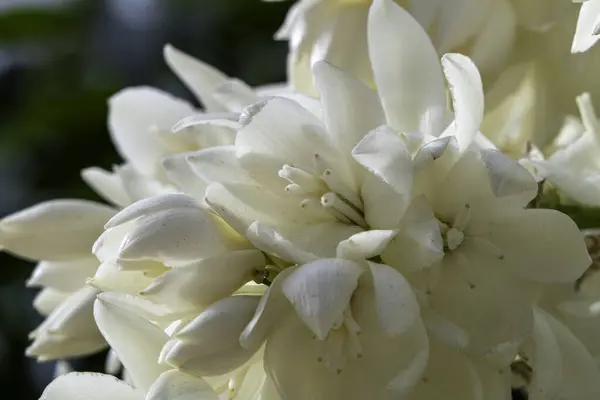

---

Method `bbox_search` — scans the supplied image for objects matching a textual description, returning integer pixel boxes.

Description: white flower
[272,0,600,149]
[39,293,219,400]
[231,230,428,400]
[532,93,600,206]
[572,0,600,53]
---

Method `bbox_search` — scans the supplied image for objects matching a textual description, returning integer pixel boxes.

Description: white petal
[240,267,297,350]
[212,79,260,112]
[166,296,261,376]
[186,146,255,185]
[368,0,446,136]
[105,193,201,229]
[368,262,419,336]
[521,309,562,400]
[468,0,516,73]
[265,289,429,400]
[118,209,231,265]
[312,61,385,156]
[336,230,397,260]
[382,196,444,271]
[352,126,413,228]
[146,370,218,400]
[108,87,195,177]
[94,296,169,391]
[171,113,238,147]
[89,262,154,295]
[163,45,228,112]
[540,309,600,399]
[40,373,143,400]
[572,0,600,53]
[34,288,70,316]
[27,258,99,292]
[479,148,538,202]
[140,250,266,310]
[118,164,175,201]
[486,209,591,283]
[440,53,484,151]
[434,0,492,54]
[0,200,115,261]
[282,259,363,340]
[82,166,131,208]
[246,222,318,265]
[97,292,176,323]
[161,154,209,200]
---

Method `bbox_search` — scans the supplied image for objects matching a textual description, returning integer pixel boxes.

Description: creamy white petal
[336,230,396,261]
[140,250,265,310]
[368,261,419,336]
[163,44,228,112]
[212,79,260,112]
[486,209,591,283]
[368,0,446,136]
[572,0,600,53]
[82,166,131,208]
[479,149,538,202]
[352,125,413,228]
[40,372,143,400]
[434,0,492,54]
[118,209,231,265]
[166,296,261,376]
[118,165,175,201]
[94,296,169,391]
[245,222,318,264]
[440,53,484,151]
[146,370,218,400]
[34,288,70,316]
[108,87,195,178]
[240,267,297,350]
[171,113,238,147]
[186,146,256,185]
[105,193,201,229]
[161,154,209,200]
[382,197,444,271]
[97,292,176,323]
[312,60,385,156]
[27,258,99,292]
[89,260,154,295]
[0,200,115,261]
[264,288,428,400]
[282,259,363,340]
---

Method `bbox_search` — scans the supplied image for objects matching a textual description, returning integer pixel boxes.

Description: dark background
[0,0,289,397]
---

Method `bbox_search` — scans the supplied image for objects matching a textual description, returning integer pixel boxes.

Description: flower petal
[282,259,363,340]
[486,209,591,283]
[108,87,195,178]
[313,60,385,156]
[163,44,228,112]
[440,53,484,151]
[94,295,169,391]
[186,146,256,185]
[368,0,446,136]
[246,222,318,264]
[161,153,209,200]
[0,200,115,261]
[140,250,265,311]
[352,125,413,228]
[367,262,419,336]
[27,258,99,293]
[146,370,218,400]
[40,372,143,400]
[572,0,600,53]
[336,230,397,261]
[105,193,200,229]
[81,166,131,208]
[165,296,261,376]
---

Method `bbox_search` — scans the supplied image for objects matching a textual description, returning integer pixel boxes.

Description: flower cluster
[2,0,600,399]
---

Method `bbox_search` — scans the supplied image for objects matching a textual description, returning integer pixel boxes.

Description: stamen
[321,192,368,228]
[285,184,310,197]
[446,228,464,250]
[278,165,324,193]
[323,329,346,373]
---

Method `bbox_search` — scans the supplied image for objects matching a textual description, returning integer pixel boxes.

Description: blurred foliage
[0,0,289,398]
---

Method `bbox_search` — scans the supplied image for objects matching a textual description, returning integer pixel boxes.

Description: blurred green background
[0,0,289,397]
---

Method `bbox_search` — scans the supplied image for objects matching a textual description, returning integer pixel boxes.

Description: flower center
[316,307,363,374]
[278,153,367,228]
[438,204,471,252]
